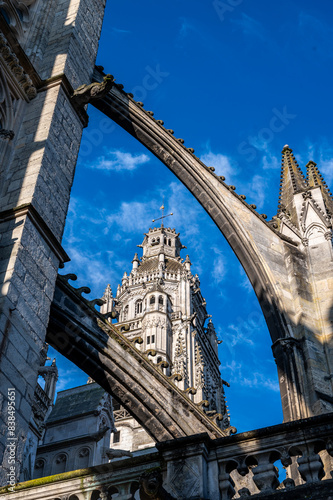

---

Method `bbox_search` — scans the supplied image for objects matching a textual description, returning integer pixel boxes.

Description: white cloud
[223,359,279,392]
[247,174,267,210]
[200,151,237,181]
[105,200,157,234]
[91,150,150,172]
[211,247,226,284]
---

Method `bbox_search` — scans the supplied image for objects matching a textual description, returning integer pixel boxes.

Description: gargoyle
[71,74,114,106]
[139,469,176,500]
[105,448,132,460]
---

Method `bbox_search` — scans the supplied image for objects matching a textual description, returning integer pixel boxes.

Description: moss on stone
[0,468,92,493]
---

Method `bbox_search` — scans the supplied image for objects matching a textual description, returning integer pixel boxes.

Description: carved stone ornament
[71,74,114,107]
[55,453,67,464]
[79,448,89,458]
[139,469,176,500]
[0,32,37,100]
[0,127,14,139]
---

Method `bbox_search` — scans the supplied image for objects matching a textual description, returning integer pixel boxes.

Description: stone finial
[306,160,333,215]
[132,252,140,271]
[184,254,191,271]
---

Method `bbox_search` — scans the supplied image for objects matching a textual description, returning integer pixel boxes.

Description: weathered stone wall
[0,0,106,484]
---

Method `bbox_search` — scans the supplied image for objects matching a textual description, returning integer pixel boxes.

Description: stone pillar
[157,434,210,499]
[0,0,106,484]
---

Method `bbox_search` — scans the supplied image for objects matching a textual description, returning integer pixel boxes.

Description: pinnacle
[277,145,308,227]
[306,160,333,214]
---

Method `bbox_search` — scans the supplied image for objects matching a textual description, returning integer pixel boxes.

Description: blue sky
[48,1,333,434]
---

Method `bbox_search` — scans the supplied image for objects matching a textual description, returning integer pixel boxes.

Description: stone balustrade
[0,413,332,499]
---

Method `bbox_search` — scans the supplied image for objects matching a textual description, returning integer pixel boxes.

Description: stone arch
[93,82,292,345]
[52,452,68,475]
[48,277,230,441]
[75,446,90,469]
[305,222,327,246]
[33,457,46,479]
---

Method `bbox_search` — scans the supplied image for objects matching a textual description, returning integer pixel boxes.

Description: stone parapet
[0,413,331,499]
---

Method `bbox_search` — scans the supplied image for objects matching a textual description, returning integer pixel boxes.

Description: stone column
[0,0,106,484]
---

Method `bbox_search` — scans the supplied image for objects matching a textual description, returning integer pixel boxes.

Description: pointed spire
[306,161,333,216]
[184,254,191,271]
[132,252,140,271]
[278,145,308,226]
[100,284,113,315]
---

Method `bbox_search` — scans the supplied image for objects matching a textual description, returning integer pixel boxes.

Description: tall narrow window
[151,335,155,344]
[150,296,155,305]
[158,296,164,305]
[123,305,128,321]
[135,300,142,315]
[147,336,150,345]
[113,431,120,443]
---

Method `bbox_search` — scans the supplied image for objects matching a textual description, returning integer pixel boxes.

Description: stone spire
[131,252,140,272]
[278,145,308,227]
[306,161,333,216]
[100,283,113,315]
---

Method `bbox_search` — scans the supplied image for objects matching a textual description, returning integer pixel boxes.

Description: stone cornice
[0,203,69,264]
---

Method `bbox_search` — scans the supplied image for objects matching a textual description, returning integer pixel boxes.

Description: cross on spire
[152,203,173,228]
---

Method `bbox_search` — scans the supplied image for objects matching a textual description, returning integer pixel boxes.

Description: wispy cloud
[232,13,265,41]
[223,359,279,392]
[90,150,150,172]
[112,27,131,34]
[306,142,333,185]
[179,17,196,39]
[105,200,157,234]
[211,247,226,284]
[200,150,238,181]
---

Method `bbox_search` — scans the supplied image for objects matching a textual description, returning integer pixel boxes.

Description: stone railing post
[218,461,236,500]
[250,452,279,493]
[296,445,325,483]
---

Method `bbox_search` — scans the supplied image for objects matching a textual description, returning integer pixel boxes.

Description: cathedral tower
[101,224,229,450]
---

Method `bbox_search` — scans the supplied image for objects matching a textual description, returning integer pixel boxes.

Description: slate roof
[47,383,105,423]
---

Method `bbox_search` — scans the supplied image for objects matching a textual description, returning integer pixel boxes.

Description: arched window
[34,458,45,479]
[157,356,162,363]
[123,305,128,321]
[135,300,143,315]
[52,453,67,474]
[150,295,155,305]
[76,447,90,469]
[158,295,164,305]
